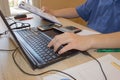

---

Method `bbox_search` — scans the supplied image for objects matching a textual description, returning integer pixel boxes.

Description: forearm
[90,32,120,49]
[53,8,79,18]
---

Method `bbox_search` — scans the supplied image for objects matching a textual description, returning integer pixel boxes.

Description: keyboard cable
[12,49,108,80]
[12,47,77,80]
[0,47,107,80]
[0,46,76,80]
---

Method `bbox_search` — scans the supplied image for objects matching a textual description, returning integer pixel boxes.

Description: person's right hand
[48,32,93,54]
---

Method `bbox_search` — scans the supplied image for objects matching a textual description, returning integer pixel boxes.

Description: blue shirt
[76,0,120,33]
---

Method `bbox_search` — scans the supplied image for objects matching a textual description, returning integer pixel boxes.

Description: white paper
[0,17,7,32]
[43,54,120,80]
[19,2,61,25]
[77,30,100,35]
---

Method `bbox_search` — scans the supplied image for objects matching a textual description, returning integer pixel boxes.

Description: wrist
[87,35,96,49]
[52,11,61,17]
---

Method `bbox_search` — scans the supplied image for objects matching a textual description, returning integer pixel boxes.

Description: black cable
[6,17,19,28]
[0,48,107,80]
[6,17,31,28]
[0,30,8,36]
[81,51,107,80]
[0,47,107,80]
[12,48,76,80]
[1,48,75,79]
[9,22,30,29]
[0,20,30,36]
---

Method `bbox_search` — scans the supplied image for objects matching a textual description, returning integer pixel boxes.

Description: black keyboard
[14,28,79,69]
[16,29,60,63]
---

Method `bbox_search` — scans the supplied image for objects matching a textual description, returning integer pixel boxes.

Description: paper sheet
[19,2,61,25]
[77,30,100,35]
[0,17,7,32]
[43,54,120,80]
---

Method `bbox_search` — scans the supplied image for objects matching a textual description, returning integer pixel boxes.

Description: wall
[41,0,87,26]
[0,0,10,16]
[32,0,41,8]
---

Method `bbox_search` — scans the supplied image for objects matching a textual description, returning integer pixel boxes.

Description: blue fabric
[76,0,120,33]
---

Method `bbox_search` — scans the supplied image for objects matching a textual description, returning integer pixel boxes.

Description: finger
[58,43,75,54]
[48,33,71,50]
[47,38,56,48]
[53,34,73,52]
[53,42,62,52]
[53,39,69,52]
[48,34,64,47]
[41,7,44,11]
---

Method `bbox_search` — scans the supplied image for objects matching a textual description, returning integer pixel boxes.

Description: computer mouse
[14,14,27,19]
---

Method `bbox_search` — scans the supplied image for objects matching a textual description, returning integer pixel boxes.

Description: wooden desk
[0,15,120,80]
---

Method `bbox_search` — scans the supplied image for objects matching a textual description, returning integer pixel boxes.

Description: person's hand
[48,32,93,54]
[41,6,55,15]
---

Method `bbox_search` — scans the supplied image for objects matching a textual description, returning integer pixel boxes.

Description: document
[43,54,120,80]
[0,17,7,32]
[19,2,61,25]
[76,29,100,35]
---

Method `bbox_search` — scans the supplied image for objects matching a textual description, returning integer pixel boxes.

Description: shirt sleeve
[76,0,96,21]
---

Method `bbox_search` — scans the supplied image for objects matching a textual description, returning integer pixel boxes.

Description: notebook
[0,10,80,69]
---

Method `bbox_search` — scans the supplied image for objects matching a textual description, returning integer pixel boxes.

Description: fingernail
[58,51,61,54]
[47,44,50,47]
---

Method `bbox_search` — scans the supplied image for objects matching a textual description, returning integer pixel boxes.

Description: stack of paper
[19,2,61,25]
[77,30,100,35]
[43,54,120,80]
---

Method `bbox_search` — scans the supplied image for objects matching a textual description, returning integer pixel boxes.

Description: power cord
[12,49,107,80]
[0,47,76,80]
[0,48,107,80]
[12,48,76,80]
[81,51,107,80]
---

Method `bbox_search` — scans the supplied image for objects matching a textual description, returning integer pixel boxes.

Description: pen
[18,17,33,21]
[96,48,120,52]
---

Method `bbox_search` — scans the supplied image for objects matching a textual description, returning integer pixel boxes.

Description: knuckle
[64,32,69,35]
[54,35,59,39]
[57,40,62,44]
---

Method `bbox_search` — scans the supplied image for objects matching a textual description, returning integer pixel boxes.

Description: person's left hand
[41,6,55,15]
